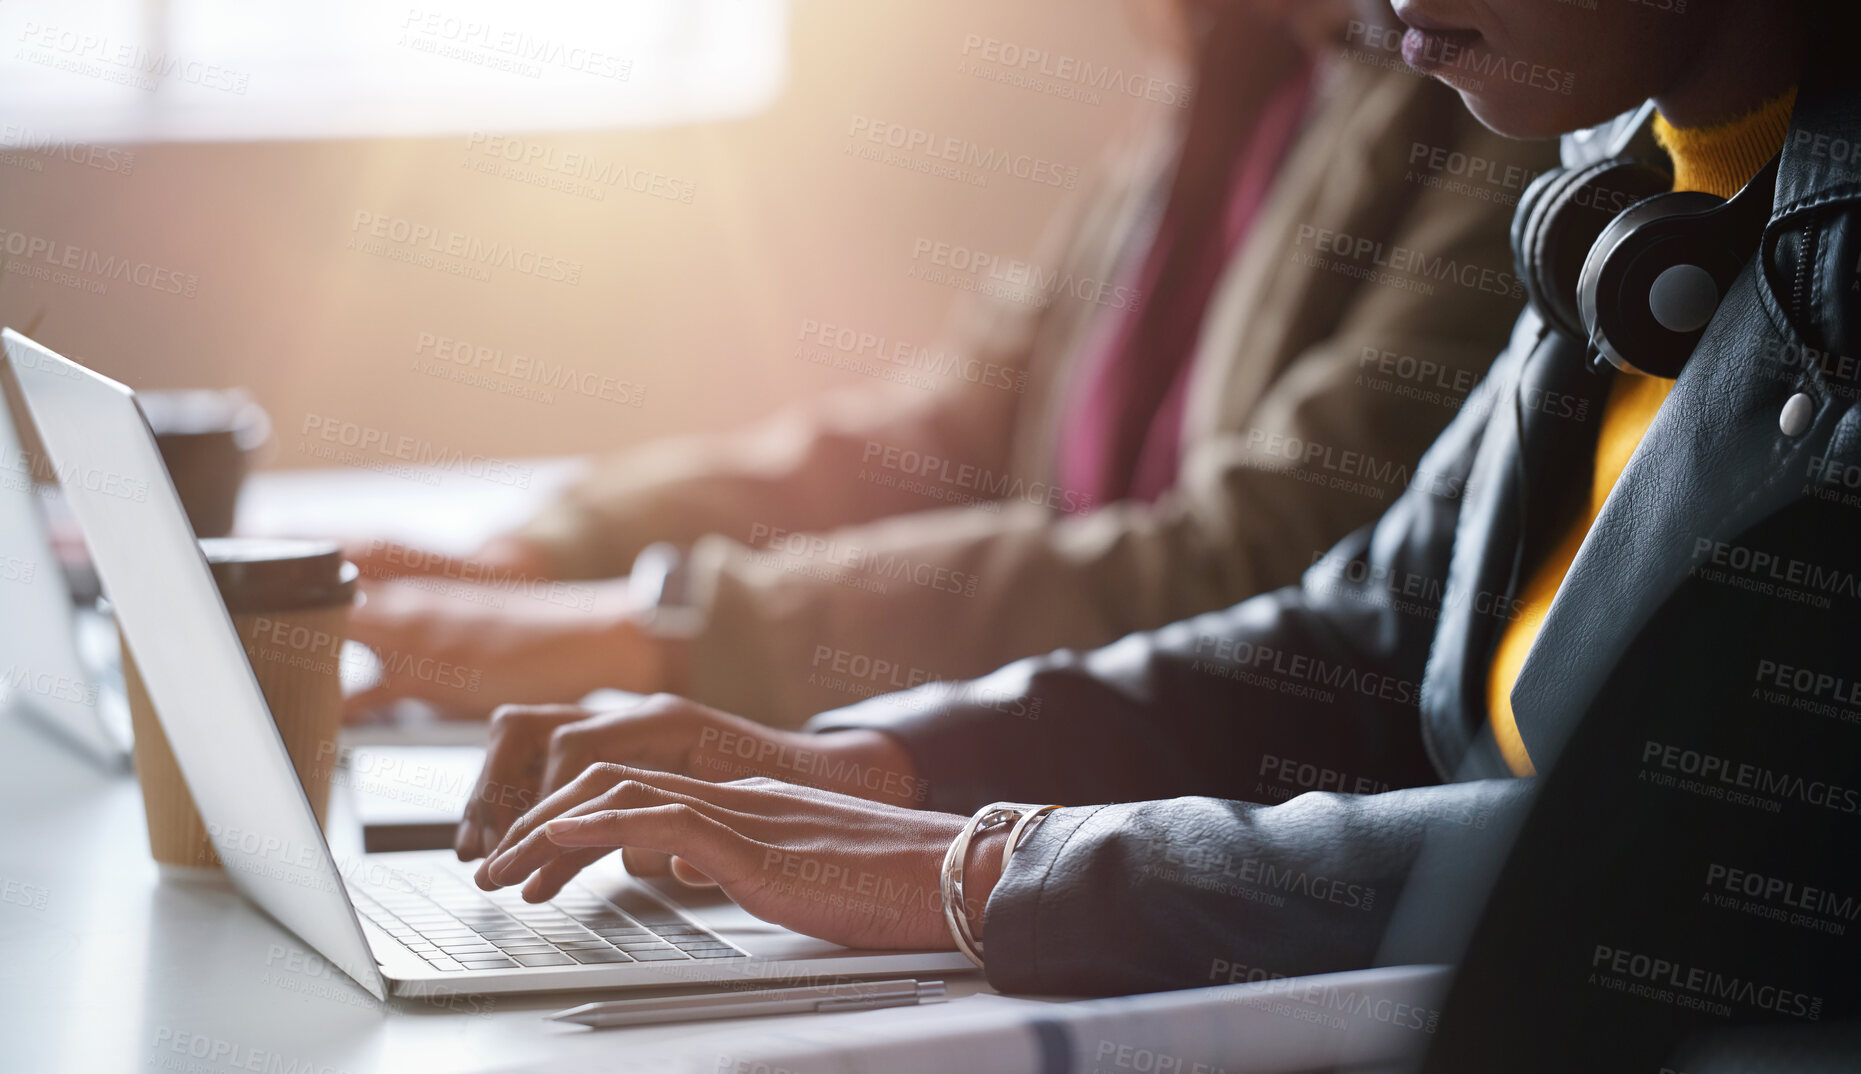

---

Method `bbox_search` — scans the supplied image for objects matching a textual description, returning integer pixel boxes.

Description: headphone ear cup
[1514,165,1586,340]
[1578,191,1737,378]
[1579,153,1780,378]
[1513,159,1671,343]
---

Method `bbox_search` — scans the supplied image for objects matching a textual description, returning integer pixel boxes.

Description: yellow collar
[1652,88,1797,198]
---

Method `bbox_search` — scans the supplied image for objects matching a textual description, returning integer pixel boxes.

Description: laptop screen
[3,329,385,998]
[0,365,124,761]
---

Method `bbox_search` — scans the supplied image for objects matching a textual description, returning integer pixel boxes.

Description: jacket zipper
[1789,220,1817,332]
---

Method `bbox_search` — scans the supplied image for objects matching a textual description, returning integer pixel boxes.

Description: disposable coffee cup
[138,389,270,539]
[124,538,357,871]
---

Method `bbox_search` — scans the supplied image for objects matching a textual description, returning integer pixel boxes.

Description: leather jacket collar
[1432,77,1861,780]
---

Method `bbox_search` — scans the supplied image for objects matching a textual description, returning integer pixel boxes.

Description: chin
[1449,86,1630,141]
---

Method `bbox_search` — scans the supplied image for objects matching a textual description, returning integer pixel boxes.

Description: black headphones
[1512,106,1780,379]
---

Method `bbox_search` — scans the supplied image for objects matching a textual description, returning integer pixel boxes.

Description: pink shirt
[1056,62,1316,508]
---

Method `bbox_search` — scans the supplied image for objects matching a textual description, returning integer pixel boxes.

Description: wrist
[940,803,1054,965]
[821,729,924,807]
[473,535,554,580]
[616,619,680,696]
[589,581,674,694]
[961,827,1011,932]
[652,633,691,695]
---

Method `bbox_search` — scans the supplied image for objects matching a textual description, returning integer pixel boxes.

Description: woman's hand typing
[472,763,1004,951]
[454,695,927,865]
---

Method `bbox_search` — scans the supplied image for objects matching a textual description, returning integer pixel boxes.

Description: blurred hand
[343,535,552,585]
[475,763,1000,951]
[342,573,667,722]
[454,695,925,863]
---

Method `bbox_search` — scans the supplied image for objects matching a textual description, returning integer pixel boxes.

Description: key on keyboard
[352,869,744,971]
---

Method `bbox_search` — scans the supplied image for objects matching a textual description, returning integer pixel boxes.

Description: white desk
[236,460,584,556]
[0,706,1021,1073]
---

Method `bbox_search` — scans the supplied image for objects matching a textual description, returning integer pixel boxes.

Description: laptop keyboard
[352,869,746,972]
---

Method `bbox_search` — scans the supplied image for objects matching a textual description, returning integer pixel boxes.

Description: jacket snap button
[1780,393,1814,438]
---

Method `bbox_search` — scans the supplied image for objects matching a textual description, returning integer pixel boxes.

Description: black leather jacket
[811,78,1861,1027]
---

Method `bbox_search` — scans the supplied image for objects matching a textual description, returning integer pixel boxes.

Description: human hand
[342,535,552,585]
[476,764,1003,951]
[454,695,925,862]
[342,573,667,722]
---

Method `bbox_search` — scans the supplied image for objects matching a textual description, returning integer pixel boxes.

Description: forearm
[512,382,1018,580]
[807,584,1442,813]
[977,781,1536,996]
[802,460,1484,813]
[677,443,1406,726]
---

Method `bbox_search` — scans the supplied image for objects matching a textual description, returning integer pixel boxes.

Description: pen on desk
[548,979,947,1028]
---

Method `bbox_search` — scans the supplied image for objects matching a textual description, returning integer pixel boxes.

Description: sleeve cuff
[979,804,1106,992]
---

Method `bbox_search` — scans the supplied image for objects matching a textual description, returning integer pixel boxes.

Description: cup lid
[139,389,270,450]
[198,537,357,613]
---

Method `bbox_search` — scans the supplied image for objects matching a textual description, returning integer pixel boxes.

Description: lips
[1391,4,1481,72]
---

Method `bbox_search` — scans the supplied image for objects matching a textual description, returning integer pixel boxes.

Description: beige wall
[0,0,1170,469]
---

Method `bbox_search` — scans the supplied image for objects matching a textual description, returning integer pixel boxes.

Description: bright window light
[0,0,788,142]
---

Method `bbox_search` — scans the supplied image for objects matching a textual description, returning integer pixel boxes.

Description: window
[0,0,788,141]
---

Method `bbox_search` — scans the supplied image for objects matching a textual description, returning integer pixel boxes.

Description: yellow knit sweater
[1484,89,1797,776]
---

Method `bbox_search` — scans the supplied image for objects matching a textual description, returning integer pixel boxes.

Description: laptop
[0,355,132,766]
[3,329,973,999]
